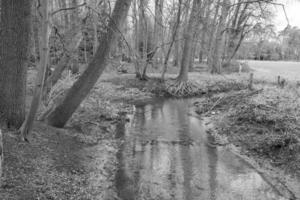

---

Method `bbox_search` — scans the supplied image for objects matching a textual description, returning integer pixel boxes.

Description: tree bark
[177,0,201,82]
[207,0,221,65]
[0,0,32,129]
[198,0,213,63]
[70,0,80,74]
[153,0,164,64]
[32,5,40,61]
[211,0,230,74]
[20,0,50,139]
[208,0,229,74]
[0,130,3,182]
[46,0,132,128]
[92,0,99,56]
[132,0,141,78]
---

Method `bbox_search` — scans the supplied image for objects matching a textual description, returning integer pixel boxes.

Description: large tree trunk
[45,0,132,128]
[198,0,213,63]
[161,0,182,80]
[32,5,40,61]
[177,0,201,82]
[70,0,80,74]
[0,129,3,183]
[0,0,32,129]
[20,0,50,140]
[132,0,141,78]
[207,0,221,65]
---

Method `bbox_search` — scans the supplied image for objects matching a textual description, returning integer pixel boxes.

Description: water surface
[115,99,288,200]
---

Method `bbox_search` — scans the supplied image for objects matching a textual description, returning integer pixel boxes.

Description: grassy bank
[195,82,300,178]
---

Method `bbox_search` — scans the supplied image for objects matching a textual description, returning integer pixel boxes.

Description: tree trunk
[198,0,213,63]
[173,37,180,66]
[20,0,50,139]
[161,0,182,80]
[58,0,69,30]
[32,6,40,61]
[70,0,80,74]
[177,0,201,82]
[210,0,230,74]
[45,0,132,128]
[153,0,164,64]
[0,130,3,183]
[92,0,99,56]
[207,0,221,65]
[0,0,32,129]
[188,42,196,72]
[132,0,141,78]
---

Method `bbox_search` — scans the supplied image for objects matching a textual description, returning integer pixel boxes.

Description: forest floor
[1,64,300,199]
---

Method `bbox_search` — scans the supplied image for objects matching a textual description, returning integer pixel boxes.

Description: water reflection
[115,99,287,200]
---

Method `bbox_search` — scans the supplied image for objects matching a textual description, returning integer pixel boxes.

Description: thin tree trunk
[20,0,50,139]
[0,0,32,129]
[93,4,99,55]
[177,0,201,82]
[45,0,132,128]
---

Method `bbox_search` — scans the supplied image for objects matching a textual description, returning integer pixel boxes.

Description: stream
[115,98,288,200]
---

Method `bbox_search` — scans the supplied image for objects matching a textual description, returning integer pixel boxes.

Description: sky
[275,0,300,31]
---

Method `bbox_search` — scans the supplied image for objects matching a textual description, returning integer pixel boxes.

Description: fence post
[248,73,254,90]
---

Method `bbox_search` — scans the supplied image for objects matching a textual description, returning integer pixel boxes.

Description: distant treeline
[237,26,300,61]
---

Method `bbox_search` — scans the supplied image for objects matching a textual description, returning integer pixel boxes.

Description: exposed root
[165,80,201,97]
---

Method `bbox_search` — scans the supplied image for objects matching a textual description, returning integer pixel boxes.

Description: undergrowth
[197,86,300,173]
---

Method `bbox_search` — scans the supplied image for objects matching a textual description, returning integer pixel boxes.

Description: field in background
[247,60,300,81]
